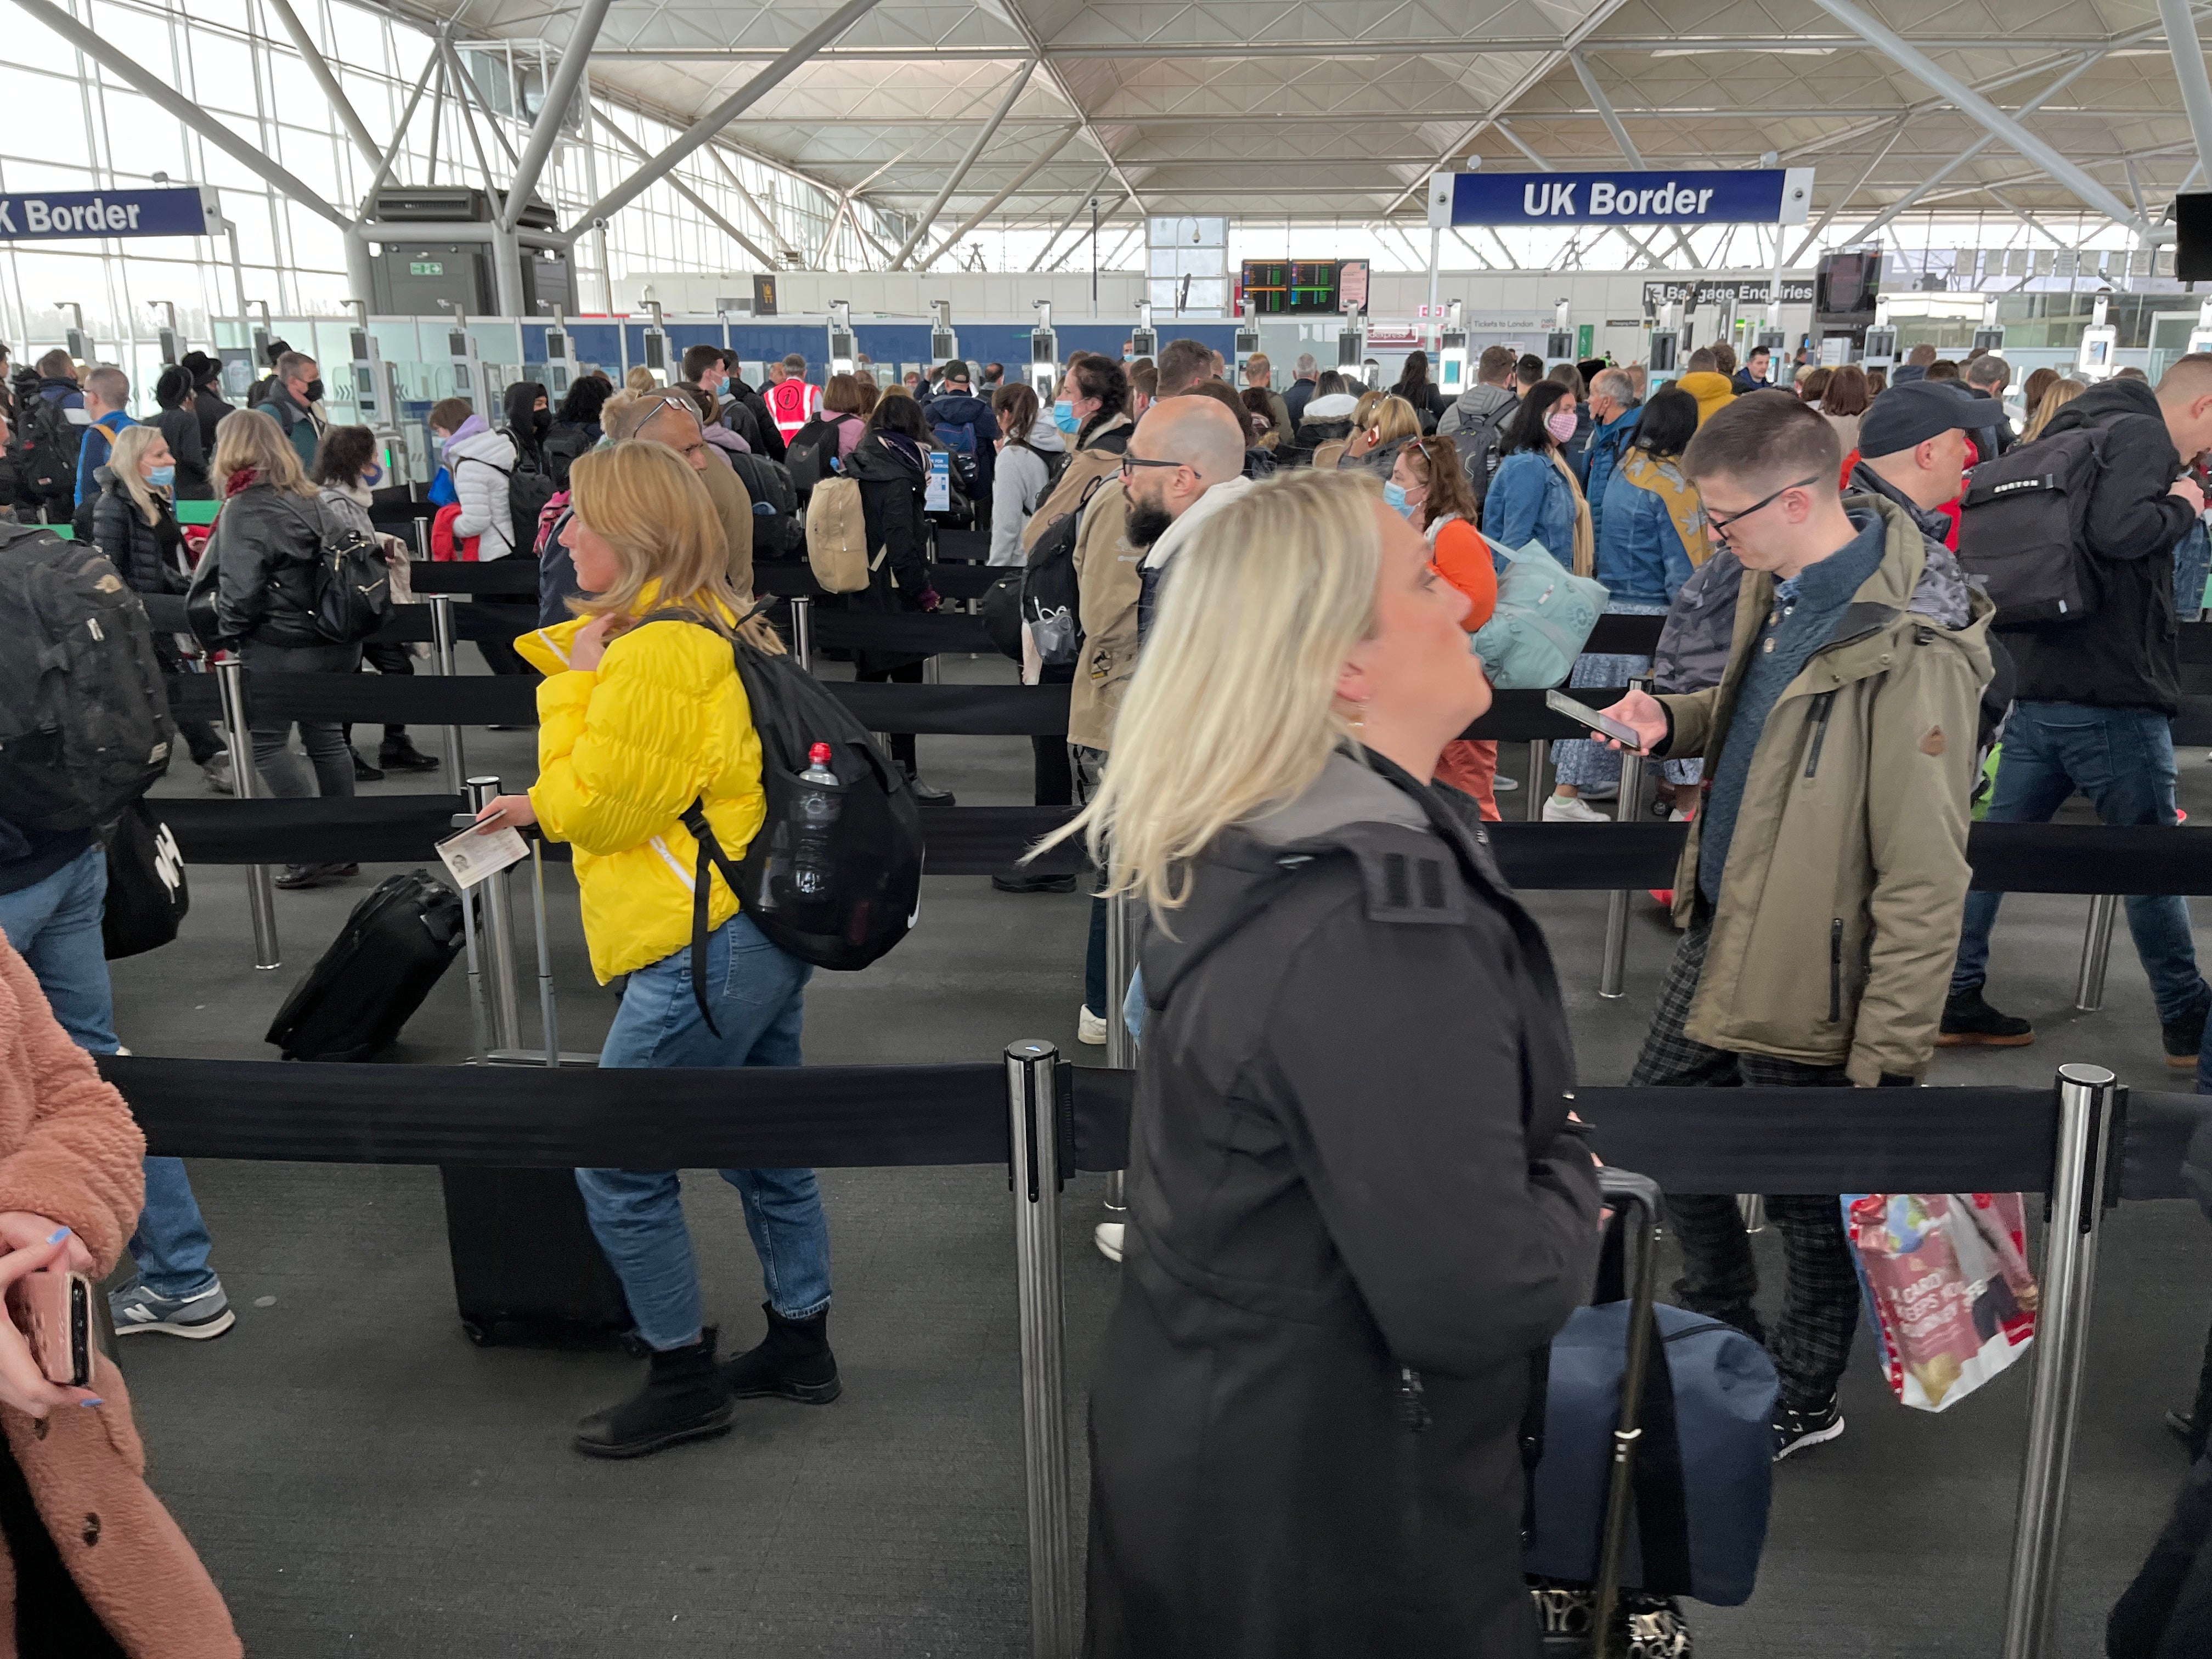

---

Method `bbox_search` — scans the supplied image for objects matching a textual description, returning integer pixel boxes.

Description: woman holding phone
[473,441,838,1460]
[0,934,240,1655]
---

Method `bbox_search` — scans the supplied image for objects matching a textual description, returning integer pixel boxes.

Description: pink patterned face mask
[1545,407,1579,443]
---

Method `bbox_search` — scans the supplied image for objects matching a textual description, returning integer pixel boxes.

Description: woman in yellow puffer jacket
[473,442,839,1460]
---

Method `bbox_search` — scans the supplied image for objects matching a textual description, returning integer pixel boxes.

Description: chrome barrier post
[1737,1193,1766,1234]
[1525,739,1548,822]
[1598,679,1649,1000]
[462,776,524,1054]
[1005,1039,1077,1658]
[429,594,468,780]
[213,654,280,970]
[449,812,490,1064]
[789,593,814,671]
[1102,890,1136,1225]
[923,649,943,685]
[530,840,560,1068]
[2072,894,2119,1013]
[2001,1062,2120,1659]
[413,516,430,562]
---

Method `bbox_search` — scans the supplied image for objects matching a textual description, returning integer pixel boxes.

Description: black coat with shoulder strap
[1087,749,1602,1659]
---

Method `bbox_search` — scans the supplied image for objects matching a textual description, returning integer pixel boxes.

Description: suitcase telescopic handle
[1596,1166,1661,1223]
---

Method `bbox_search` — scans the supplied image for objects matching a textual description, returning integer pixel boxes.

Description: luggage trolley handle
[1593,1165,1666,1659]
[508,822,596,1069]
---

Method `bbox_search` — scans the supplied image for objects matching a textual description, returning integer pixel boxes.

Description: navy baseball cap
[1858,379,1985,459]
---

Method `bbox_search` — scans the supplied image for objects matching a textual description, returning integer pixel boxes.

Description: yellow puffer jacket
[516,588,765,983]
[1674,371,1737,427]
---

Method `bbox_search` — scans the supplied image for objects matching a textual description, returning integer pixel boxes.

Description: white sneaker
[1077,1005,1107,1046]
[1491,774,1519,792]
[1669,806,1692,822]
[1093,1221,1125,1263]
[1542,794,1612,824]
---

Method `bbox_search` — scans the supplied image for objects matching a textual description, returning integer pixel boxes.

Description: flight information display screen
[1241,259,1361,313]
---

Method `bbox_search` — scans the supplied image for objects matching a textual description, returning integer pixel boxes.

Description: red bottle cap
[808,742,832,765]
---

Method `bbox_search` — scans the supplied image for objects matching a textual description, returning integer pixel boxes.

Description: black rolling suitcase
[264,870,464,1060]
[439,828,633,1350]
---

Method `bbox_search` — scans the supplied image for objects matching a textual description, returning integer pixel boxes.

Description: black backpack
[785,413,855,501]
[1021,472,1109,668]
[1956,426,2107,628]
[18,389,81,508]
[541,422,595,489]
[475,437,560,561]
[1448,399,1515,513]
[645,607,923,1003]
[0,524,173,831]
[727,450,803,560]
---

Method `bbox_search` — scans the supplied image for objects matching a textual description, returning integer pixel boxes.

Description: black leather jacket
[211,484,325,647]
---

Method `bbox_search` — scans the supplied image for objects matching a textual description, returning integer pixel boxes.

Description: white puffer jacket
[447,427,518,560]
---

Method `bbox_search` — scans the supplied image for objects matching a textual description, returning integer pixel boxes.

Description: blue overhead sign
[0,188,210,240]
[1427,168,1813,228]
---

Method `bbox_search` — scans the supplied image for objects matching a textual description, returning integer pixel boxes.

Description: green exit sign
[409,260,443,276]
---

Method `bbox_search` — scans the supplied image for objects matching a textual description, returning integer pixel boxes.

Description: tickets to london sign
[1427,168,1813,228]
[0,188,211,240]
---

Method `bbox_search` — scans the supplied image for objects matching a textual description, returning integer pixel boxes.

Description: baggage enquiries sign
[1428,168,1813,228]
[0,188,211,240]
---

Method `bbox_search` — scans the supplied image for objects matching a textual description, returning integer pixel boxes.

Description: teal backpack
[1471,539,1609,689]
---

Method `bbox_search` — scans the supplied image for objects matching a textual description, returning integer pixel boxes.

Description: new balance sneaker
[1077,1005,1108,1046]
[1094,1221,1125,1264]
[1541,793,1612,824]
[1938,986,2035,1048]
[110,1279,235,1340]
[1772,1393,1845,1461]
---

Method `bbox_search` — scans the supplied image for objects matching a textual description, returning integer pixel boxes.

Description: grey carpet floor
[104,645,2212,1655]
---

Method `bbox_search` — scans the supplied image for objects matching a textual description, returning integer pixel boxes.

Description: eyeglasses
[1119,455,1184,478]
[1703,474,1820,539]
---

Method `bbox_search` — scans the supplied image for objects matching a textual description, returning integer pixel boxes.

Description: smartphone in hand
[7,1270,91,1387]
[1545,689,1648,753]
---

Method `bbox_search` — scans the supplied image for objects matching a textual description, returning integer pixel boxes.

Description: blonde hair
[1350,388,1385,431]
[1035,470,1384,915]
[210,407,315,497]
[2022,376,2088,442]
[565,442,781,654]
[106,423,169,527]
[1366,394,1421,445]
[625,366,660,393]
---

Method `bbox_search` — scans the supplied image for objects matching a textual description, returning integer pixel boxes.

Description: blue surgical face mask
[146,465,176,490]
[1053,399,1079,435]
[362,463,385,490]
[1383,480,1416,519]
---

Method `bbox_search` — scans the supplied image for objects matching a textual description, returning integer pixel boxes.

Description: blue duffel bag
[1524,1251,1779,1606]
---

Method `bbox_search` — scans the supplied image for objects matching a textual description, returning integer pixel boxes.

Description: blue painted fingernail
[78,1399,101,1408]
[45,1227,69,1243]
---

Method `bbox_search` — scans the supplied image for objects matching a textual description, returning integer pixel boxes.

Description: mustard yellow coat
[517,592,766,983]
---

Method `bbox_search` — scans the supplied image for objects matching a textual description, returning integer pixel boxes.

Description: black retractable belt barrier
[156,798,1086,876]
[408,563,541,597]
[101,1054,1008,1169]
[142,595,534,647]
[1582,614,1666,656]
[754,564,1006,603]
[809,610,997,656]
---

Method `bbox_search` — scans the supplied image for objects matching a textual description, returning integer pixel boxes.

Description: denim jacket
[1581,407,1641,544]
[1595,466,1697,609]
[1480,450,1576,568]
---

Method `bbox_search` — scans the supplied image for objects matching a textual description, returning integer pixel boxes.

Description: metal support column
[1598,681,1649,998]
[788,594,814,672]
[2002,1063,2121,1659]
[1005,1039,1077,1658]
[463,776,524,1054]
[2073,894,2120,1013]
[214,656,279,970]
[429,595,469,780]
[1525,740,1548,821]
[890,60,1036,269]
[2161,0,2212,190]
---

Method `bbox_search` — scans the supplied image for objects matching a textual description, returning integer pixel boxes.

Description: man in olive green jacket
[1602,393,1993,1459]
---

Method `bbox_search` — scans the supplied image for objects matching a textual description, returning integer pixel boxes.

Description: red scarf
[222,467,261,499]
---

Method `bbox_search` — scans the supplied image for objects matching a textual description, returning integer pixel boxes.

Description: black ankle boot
[720,1304,841,1404]
[378,734,441,772]
[574,1328,734,1459]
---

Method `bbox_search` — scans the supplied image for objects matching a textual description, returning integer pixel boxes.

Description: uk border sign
[1427,168,1813,228]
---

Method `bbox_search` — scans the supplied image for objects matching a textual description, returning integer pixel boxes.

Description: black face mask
[1125,499,1175,549]
[533,409,552,435]
[303,377,325,403]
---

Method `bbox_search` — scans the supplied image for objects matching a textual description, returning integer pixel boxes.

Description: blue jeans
[0,847,217,1297]
[1951,702,2209,1026]
[576,913,829,1351]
